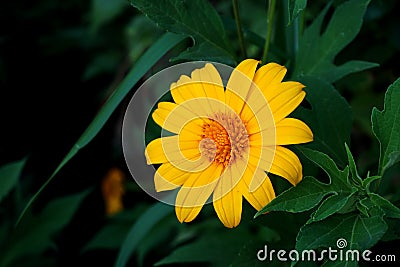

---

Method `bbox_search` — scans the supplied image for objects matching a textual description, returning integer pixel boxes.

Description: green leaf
[16,32,186,226]
[155,227,252,266]
[228,240,277,267]
[368,193,400,219]
[345,143,363,187]
[321,60,378,83]
[130,0,235,64]
[90,0,126,32]
[295,76,352,167]
[310,192,354,223]
[83,223,130,252]
[296,213,387,253]
[255,176,332,216]
[222,17,286,62]
[83,205,147,252]
[256,148,353,217]
[173,41,235,64]
[293,0,377,82]
[115,202,173,267]
[297,147,350,190]
[362,175,381,190]
[154,238,216,266]
[356,198,370,217]
[372,77,400,175]
[288,0,307,25]
[5,255,56,267]
[337,194,359,215]
[0,158,26,203]
[1,190,88,267]
[136,217,178,267]
[386,151,400,170]
[381,218,400,242]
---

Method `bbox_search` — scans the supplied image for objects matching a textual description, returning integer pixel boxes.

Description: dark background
[1,0,400,265]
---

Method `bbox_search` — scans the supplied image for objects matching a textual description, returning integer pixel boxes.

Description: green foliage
[16,32,187,226]
[255,176,335,214]
[0,190,88,267]
[293,0,378,82]
[367,193,400,219]
[311,192,354,223]
[130,0,236,64]
[288,0,307,25]
[0,158,25,203]
[345,143,363,187]
[90,0,127,32]
[296,212,387,252]
[372,77,400,175]
[294,76,352,167]
[256,148,352,217]
[2,0,400,266]
[82,205,147,252]
[115,202,173,267]
[257,140,400,263]
[154,227,254,266]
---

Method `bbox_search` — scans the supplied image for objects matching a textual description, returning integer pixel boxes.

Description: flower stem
[232,0,247,58]
[284,0,301,61]
[292,16,300,56]
[262,0,277,64]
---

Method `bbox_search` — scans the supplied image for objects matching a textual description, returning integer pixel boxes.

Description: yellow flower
[145,59,313,228]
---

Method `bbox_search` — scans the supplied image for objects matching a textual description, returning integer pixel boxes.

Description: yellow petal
[154,139,218,192]
[145,138,168,164]
[152,102,198,134]
[171,63,225,115]
[239,92,273,126]
[147,135,215,175]
[175,163,223,223]
[252,62,305,124]
[253,63,287,96]
[213,174,243,228]
[152,102,180,133]
[267,81,304,102]
[196,63,225,104]
[238,164,275,211]
[275,118,313,145]
[247,144,276,174]
[254,62,287,83]
[213,190,243,228]
[225,59,259,114]
[175,205,203,224]
[238,79,275,138]
[269,146,302,185]
[154,162,191,191]
[234,162,268,193]
[145,136,200,165]
[212,160,247,228]
[268,88,306,123]
[170,75,192,104]
[244,82,305,136]
[178,118,205,142]
[248,130,276,147]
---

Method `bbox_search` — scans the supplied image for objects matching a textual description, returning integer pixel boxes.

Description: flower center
[200,112,249,166]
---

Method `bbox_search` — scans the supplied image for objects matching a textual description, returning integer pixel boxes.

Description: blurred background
[1,0,400,266]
